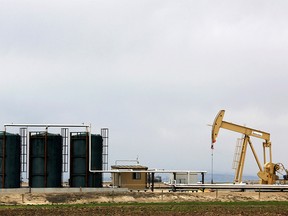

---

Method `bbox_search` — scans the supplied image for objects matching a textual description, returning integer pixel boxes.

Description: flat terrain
[1,202,288,216]
[1,191,288,215]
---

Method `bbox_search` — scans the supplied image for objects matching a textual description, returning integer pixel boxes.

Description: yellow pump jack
[211,110,279,184]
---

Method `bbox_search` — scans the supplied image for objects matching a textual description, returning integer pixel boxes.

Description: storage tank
[70,132,103,187]
[0,132,21,188]
[29,132,62,188]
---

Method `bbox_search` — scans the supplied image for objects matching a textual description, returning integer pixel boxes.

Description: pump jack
[211,110,280,184]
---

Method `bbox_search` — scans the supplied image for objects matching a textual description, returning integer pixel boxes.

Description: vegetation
[1,201,288,215]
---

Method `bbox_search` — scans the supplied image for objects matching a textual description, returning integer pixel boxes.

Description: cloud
[1,0,288,178]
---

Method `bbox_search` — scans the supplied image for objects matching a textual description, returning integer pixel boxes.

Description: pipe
[88,124,93,172]
[88,170,207,173]
[44,132,47,187]
[4,123,90,128]
[85,131,89,187]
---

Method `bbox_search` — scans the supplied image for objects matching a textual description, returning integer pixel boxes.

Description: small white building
[169,172,198,184]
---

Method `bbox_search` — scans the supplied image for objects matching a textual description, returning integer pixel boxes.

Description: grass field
[1,201,288,215]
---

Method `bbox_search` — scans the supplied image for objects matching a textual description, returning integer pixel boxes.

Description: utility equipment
[211,110,280,184]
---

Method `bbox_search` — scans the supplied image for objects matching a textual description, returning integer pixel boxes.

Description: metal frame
[211,110,277,184]
[61,128,69,173]
[20,128,28,179]
[91,169,207,191]
[101,128,109,170]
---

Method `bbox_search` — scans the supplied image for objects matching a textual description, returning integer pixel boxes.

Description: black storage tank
[29,132,62,188]
[70,132,103,187]
[0,131,21,188]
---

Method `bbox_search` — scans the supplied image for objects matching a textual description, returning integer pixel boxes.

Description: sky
[1,0,288,178]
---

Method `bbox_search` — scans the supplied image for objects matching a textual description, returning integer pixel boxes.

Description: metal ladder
[232,137,244,170]
[101,128,109,170]
[20,128,28,180]
[61,128,69,173]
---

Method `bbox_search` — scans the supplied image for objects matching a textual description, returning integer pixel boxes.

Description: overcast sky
[1,1,288,178]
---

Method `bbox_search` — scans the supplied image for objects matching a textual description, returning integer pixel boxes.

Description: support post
[201,172,205,184]
[173,172,176,183]
[248,139,263,172]
[235,135,249,183]
[263,143,266,165]
[151,172,155,192]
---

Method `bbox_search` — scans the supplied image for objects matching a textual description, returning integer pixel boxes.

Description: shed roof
[111,165,148,170]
